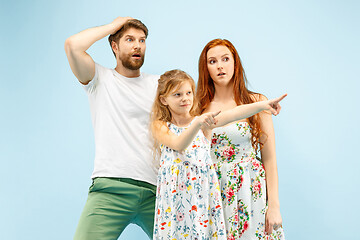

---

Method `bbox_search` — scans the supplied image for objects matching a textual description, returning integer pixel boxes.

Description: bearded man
[65,17,159,240]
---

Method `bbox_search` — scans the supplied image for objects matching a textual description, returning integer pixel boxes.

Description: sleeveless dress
[210,121,285,240]
[153,121,226,240]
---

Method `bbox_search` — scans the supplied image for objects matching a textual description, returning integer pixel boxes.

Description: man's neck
[115,64,141,78]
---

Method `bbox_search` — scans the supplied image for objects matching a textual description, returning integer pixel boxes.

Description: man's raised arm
[64,17,132,85]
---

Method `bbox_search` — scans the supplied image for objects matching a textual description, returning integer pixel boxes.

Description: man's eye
[126,38,133,42]
[140,39,145,43]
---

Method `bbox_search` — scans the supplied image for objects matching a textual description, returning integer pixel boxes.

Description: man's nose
[134,40,141,49]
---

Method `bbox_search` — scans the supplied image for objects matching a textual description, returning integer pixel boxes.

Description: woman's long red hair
[196,39,266,153]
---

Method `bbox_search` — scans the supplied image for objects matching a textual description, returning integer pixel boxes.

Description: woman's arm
[258,95,283,235]
[213,94,287,128]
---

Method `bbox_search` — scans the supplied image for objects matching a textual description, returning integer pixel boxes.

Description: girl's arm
[152,113,219,151]
[213,94,287,128]
[257,95,283,235]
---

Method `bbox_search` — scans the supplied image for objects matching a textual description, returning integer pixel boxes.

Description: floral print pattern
[153,121,226,240]
[210,122,285,240]
[211,133,239,163]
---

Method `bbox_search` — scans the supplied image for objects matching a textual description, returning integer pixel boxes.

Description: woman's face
[206,45,235,87]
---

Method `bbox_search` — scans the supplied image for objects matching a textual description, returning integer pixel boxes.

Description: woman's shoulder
[250,92,268,102]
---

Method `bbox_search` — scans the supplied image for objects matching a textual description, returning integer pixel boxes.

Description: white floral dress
[210,122,285,240]
[153,121,226,240]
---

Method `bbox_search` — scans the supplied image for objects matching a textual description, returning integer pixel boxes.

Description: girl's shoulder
[153,120,168,129]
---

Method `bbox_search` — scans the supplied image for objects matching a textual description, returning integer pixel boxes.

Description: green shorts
[74,177,157,240]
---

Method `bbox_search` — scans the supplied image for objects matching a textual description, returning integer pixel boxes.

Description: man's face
[114,28,146,70]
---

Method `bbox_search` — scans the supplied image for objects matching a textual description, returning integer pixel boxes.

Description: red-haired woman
[196,39,286,240]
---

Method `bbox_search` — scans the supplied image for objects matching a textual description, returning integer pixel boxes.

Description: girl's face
[161,81,194,117]
[206,45,235,87]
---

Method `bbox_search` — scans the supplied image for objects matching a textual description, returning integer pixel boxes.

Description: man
[64,16,159,240]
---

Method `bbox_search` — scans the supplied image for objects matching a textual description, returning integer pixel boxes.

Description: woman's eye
[209,60,215,64]
[223,57,229,62]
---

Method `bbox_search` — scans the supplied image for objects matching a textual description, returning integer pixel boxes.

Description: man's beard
[119,52,145,70]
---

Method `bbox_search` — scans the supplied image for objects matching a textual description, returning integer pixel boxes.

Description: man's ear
[160,96,168,106]
[111,41,118,53]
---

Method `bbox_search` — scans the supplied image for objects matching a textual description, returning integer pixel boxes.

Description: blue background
[1,0,359,239]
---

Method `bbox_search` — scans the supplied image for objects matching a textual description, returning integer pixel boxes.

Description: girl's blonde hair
[150,69,198,160]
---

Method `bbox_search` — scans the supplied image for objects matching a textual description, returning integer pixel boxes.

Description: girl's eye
[187,91,192,95]
[174,93,180,97]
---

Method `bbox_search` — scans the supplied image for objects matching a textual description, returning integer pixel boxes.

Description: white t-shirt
[83,63,159,185]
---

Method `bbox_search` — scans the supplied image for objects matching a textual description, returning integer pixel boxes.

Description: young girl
[151,69,286,240]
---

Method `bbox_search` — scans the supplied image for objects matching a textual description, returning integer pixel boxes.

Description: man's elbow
[64,37,75,54]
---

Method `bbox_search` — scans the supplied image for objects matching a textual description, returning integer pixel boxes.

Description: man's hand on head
[110,16,133,34]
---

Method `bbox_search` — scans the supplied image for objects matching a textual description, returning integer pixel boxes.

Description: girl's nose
[181,96,189,102]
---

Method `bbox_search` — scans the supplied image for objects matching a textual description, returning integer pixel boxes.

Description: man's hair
[108,19,148,56]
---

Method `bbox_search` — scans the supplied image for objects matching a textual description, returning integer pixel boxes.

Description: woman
[196,39,286,240]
